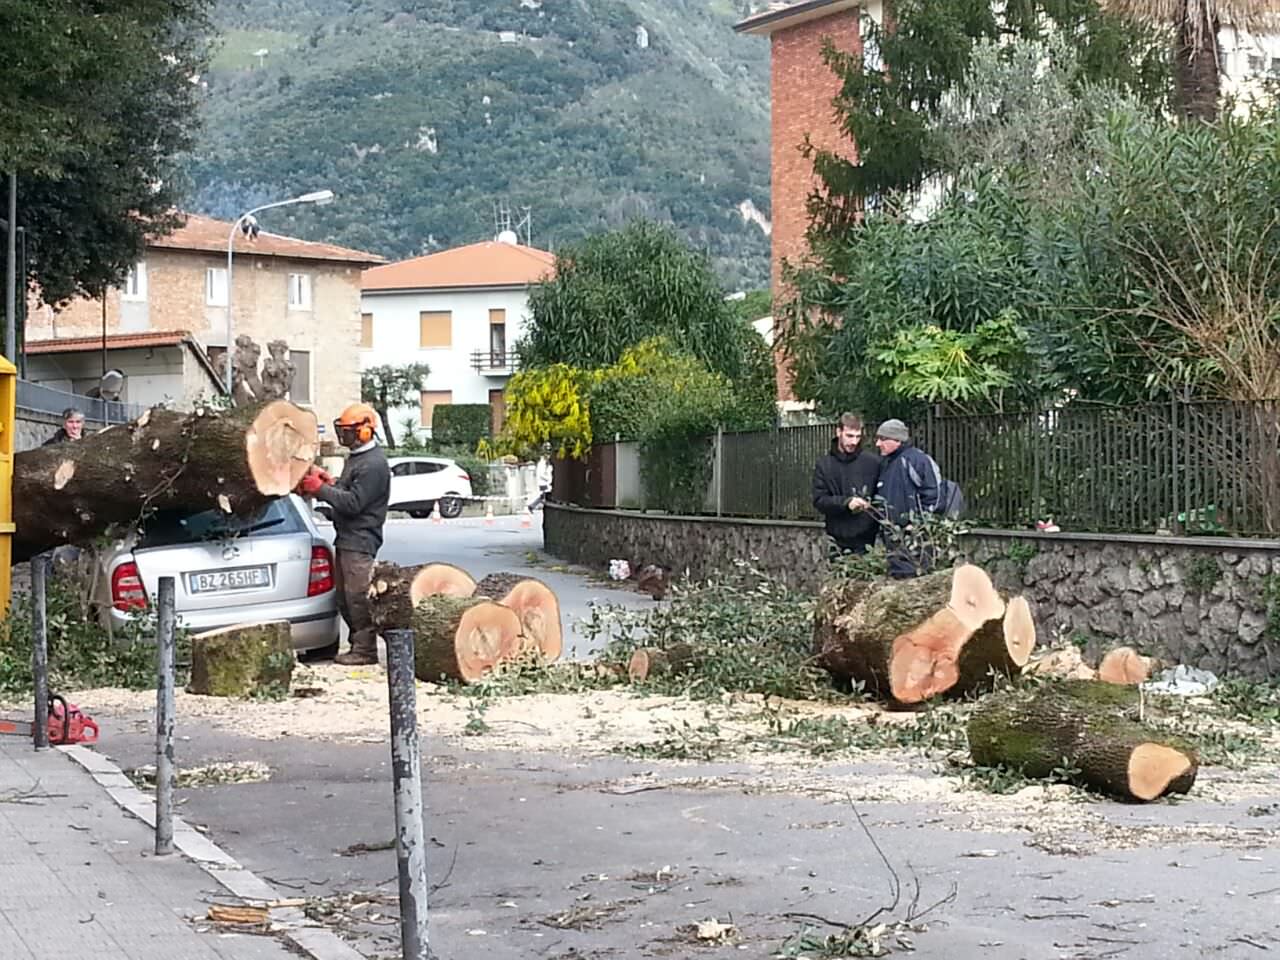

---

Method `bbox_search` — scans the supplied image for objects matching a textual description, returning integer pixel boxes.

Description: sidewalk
[0,736,360,959]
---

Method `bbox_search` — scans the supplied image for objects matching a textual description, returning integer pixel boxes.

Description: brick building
[735,0,874,402]
[26,214,384,420]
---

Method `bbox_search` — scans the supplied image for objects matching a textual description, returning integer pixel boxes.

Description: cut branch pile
[13,400,318,561]
[967,680,1199,801]
[368,564,562,682]
[812,565,1036,705]
[1027,644,1160,685]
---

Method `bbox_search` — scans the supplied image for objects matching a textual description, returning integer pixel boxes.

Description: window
[205,267,228,307]
[361,312,374,348]
[489,308,507,362]
[420,389,452,427]
[419,311,452,348]
[288,273,312,310]
[289,350,311,405]
[1249,54,1265,74]
[121,262,147,301]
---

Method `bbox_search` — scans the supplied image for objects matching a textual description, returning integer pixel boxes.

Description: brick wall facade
[766,8,862,400]
[28,250,364,422]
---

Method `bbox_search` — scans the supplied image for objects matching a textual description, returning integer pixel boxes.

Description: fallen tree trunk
[188,621,295,697]
[367,562,477,631]
[13,400,317,562]
[473,572,563,661]
[411,596,522,683]
[813,565,1023,704]
[967,681,1198,801]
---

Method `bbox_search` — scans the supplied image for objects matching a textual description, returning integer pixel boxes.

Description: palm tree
[1107,1,1280,120]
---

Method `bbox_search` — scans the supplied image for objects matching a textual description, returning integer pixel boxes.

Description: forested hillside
[191,0,772,287]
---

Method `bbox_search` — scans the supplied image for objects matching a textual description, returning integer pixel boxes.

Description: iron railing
[16,378,144,424]
[596,400,1280,536]
[469,349,519,373]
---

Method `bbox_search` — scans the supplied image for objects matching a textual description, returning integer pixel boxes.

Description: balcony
[470,349,519,375]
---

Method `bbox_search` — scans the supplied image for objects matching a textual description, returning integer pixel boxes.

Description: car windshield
[137,498,303,549]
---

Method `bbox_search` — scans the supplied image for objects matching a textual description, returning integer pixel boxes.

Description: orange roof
[362,241,556,292]
[150,213,386,266]
[25,330,195,354]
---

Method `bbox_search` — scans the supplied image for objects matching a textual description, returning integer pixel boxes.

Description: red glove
[299,467,327,496]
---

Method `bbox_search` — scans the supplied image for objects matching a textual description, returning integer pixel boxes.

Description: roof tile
[362,241,556,292]
[25,330,194,354]
[151,213,385,266]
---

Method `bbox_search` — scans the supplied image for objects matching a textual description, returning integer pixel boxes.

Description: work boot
[334,647,378,666]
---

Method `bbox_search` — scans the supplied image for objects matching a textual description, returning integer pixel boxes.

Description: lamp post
[224,189,334,395]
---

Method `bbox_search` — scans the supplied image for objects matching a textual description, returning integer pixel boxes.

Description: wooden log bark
[13,400,317,562]
[188,621,295,697]
[967,681,1198,801]
[473,572,562,661]
[627,642,696,682]
[813,564,1014,704]
[368,562,477,632]
[411,596,522,683]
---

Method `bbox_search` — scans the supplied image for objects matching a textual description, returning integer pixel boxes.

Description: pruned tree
[361,363,431,448]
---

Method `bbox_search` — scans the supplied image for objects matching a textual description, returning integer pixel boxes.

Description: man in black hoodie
[812,413,881,556]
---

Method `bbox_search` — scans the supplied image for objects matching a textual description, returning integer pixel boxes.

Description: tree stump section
[627,642,696,682]
[368,562,477,632]
[473,572,563,661]
[813,565,1026,704]
[13,400,317,561]
[967,681,1198,801]
[1097,646,1157,684]
[188,621,295,697]
[411,596,522,683]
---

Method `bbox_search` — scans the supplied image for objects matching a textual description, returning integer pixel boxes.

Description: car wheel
[438,496,464,519]
[409,510,430,519]
[300,639,339,662]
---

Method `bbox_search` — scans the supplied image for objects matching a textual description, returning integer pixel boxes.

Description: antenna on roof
[493,200,533,246]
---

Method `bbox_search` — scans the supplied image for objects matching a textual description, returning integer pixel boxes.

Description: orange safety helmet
[334,402,378,446]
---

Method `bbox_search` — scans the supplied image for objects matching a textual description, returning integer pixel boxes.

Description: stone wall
[15,410,108,452]
[543,505,1280,679]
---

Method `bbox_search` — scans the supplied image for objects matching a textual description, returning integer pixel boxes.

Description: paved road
[318,513,656,659]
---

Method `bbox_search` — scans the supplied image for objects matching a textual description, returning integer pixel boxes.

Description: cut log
[627,643,696,682]
[1026,645,1097,681]
[367,562,477,632]
[967,680,1198,801]
[813,564,1009,704]
[188,621,295,697]
[411,596,522,683]
[1097,646,1156,685]
[955,595,1038,691]
[473,573,563,662]
[13,400,318,562]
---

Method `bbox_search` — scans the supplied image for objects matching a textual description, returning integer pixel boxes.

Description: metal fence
[710,401,1280,536]
[16,379,143,424]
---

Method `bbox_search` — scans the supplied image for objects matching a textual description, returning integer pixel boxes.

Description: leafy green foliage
[0,573,188,698]
[495,363,593,460]
[361,363,431,448]
[3,0,215,303]
[192,1,771,289]
[430,404,490,448]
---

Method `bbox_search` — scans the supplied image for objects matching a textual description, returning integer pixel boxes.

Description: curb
[61,744,366,960]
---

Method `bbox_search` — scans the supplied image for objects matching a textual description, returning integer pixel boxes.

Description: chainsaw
[0,694,100,745]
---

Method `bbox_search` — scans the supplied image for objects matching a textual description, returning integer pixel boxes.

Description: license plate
[188,566,271,594]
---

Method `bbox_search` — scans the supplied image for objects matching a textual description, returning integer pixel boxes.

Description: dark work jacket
[812,440,881,550]
[876,442,940,526]
[42,428,76,446]
[317,443,391,556]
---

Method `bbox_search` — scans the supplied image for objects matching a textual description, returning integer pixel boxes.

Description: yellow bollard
[0,355,14,617]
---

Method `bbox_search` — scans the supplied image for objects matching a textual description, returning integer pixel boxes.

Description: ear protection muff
[355,419,374,444]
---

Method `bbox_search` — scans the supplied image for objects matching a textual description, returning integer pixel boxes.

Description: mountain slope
[191,0,772,288]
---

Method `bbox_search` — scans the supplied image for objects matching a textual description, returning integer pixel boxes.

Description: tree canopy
[1,0,214,304]
[361,363,431,448]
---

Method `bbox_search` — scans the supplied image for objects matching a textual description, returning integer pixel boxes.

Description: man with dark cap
[812,412,881,557]
[873,418,940,578]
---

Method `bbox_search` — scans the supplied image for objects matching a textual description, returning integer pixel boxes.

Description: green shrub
[431,404,491,447]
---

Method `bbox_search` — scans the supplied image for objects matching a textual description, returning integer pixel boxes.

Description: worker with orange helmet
[298,402,390,665]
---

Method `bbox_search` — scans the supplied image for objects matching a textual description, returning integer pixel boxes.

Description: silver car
[93,494,340,656]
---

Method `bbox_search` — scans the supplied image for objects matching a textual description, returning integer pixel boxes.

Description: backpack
[936,478,965,519]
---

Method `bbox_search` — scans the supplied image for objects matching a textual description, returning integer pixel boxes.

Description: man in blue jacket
[812,413,881,557]
[873,419,940,578]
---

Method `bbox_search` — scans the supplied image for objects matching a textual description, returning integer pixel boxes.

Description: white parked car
[387,456,475,519]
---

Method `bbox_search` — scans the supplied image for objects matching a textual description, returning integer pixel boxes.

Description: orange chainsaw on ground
[0,694,99,745]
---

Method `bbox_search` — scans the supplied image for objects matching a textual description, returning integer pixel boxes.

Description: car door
[388,460,419,509]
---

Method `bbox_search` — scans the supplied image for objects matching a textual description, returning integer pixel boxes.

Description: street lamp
[224,189,334,394]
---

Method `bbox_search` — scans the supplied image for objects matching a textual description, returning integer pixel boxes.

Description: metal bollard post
[384,628,430,959]
[31,555,49,751]
[154,576,176,856]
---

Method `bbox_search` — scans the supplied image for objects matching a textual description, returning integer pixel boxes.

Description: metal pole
[31,555,49,751]
[5,172,15,363]
[714,425,723,517]
[225,222,237,395]
[384,628,430,959]
[101,287,108,377]
[154,576,176,856]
